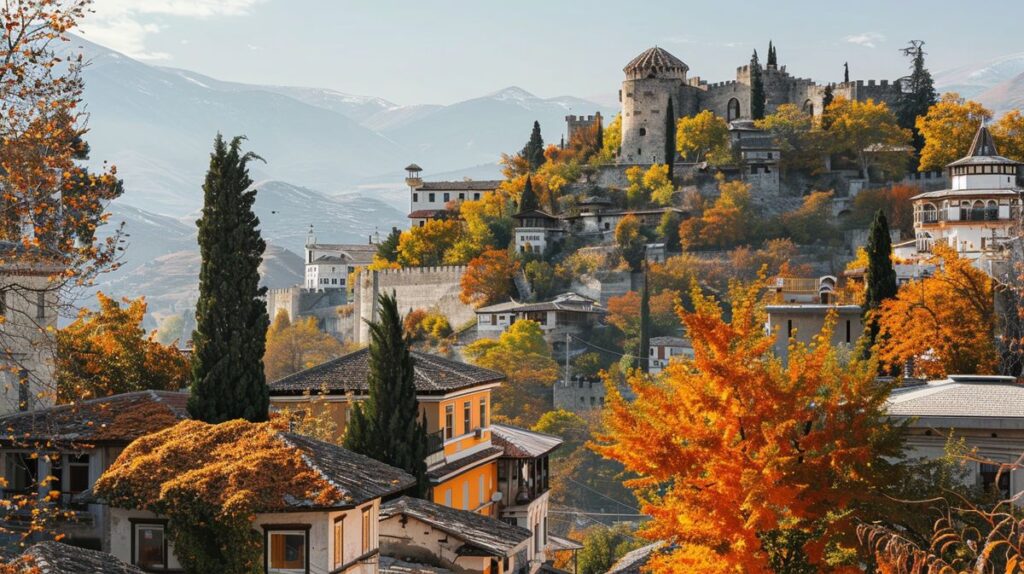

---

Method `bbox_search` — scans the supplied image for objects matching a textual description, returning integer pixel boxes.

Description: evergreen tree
[522,120,546,171]
[377,227,401,262]
[750,50,766,120]
[863,210,898,363]
[844,62,850,84]
[595,115,604,152]
[896,40,937,152]
[664,97,676,180]
[189,135,270,423]
[518,175,539,212]
[767,41,777,67]
[821,84,835,129]
[638,267,651,373]
[344,292,429,496]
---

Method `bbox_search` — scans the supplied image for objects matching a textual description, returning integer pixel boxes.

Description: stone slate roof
[381,496,531,557]
[20,541,145,573]
[624,47,688,74]
[606,542,665,574]
[417,180,502,191]
[280,432,415,506]
[887,376,1024,427]
[491,424,562,458]
[426,446,504,482]
[650,336,690,348]
[948,126,1021,167]
[0,390,190,446]
[269,348,504,396]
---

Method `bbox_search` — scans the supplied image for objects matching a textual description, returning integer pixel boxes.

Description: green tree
[577,525,645,574]
[664,96,676,180]
[767,40,777,67]
[750,50,766,120]
[657,210,682,252]
[821,84,835,129]
[897,40,938,152]
[595,114,604,152]
[189,135,270,423]
[376,227,401,262]
[518,175,539,212]
[864,210,898,361]
[844,61,850,84]
[523,120,546,171]
[344,292,429,496]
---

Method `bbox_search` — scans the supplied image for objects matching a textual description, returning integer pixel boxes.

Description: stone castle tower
[605,45,902,167]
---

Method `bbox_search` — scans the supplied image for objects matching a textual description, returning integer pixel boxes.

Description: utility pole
[565,332,571,387]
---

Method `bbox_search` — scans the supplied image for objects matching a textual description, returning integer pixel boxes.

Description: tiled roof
[947,126,1020,167]
[0,390,190,446]
[607,542,665,574]
[650,336,690,348]
[426,446,503,481]
[269,348,504,395]
[491,424,562,458]
[279,433,415,506]
[408,209,448,219]
[20,541,145,573]
[417,180,502,191]
[887,376,1024,426]
[513,209,558,220]
[624,47,688,74]
[381,496,531,557]
[910,187,1020,200]
[405,163,422,172]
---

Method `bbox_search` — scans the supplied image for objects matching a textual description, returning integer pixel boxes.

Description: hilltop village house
[764,276,864,362]
[475,292,606,353]
[268,348,570,571]
[405,164,503,228]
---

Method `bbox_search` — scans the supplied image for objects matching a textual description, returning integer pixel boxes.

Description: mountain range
[934,52,1024,114]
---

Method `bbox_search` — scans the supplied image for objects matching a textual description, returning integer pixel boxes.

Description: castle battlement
[373,265,467,277]
[565,114,601,122]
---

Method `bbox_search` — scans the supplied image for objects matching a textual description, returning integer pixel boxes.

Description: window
[268,529,307,574]
[787,320,793,338]
[980,463,1011,498]
[474,193,480,200]
[845,320,851,343]
[639,127,646,136]
[361,508,372,554]
[133,522,167,570]
[67,454,90,495]
[413,192,418,202]
[428,193,435,202]
[459,193,465,200]
[36,292,45,320]
[445,405,454,440]
[463,401,471,435]
[479,475,485,506]
[333,516,344,568]
[479,398,487,429]
[490,314,496,326]
[443,192,450,202]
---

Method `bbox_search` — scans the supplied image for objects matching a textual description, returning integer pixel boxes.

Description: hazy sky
[79,0,1022,106]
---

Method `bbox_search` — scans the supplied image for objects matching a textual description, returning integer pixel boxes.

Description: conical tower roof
[624,47,688,78]
[948,125,1021,167]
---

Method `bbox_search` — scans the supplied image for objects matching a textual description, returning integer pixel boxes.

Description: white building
[303,226,378,292]
[911,126,1021,261]
[404,164,502,227]
[476,293,605,340]
[566,207,685,236]
[888,375,1024,500]
[649,336,693,375]
[513,209,566,255]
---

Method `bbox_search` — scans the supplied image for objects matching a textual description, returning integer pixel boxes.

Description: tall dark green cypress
[595,115,604,153]
[518,175,539,212]
[189,134,270,423]
[863,210,898,362]
[639,267,651,373]
[377,227,402,262]
[344,292,429,496]
[664,97,676,181]
[821,84,835,129]
[523,120,546,171]
[844,62,850,84]
[896,40,937,152]
[750,50,766,120]
[767,41,777,67]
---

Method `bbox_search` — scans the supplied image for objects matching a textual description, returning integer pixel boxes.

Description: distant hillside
[936,53,1024,110]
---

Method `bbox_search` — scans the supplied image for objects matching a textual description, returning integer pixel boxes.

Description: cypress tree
[189,134,270,423]
[821,84,835,129]
[523,120,546,171]
[863,210,898,363]
[639,267,651,373]
[664,97,676,181]
[750,50,766,120]
[376,227,402,262]
[767,41,777,67]
[344,292,429,496]
[896,40,937,152]
[595,115,604,153]
[518,175,539,212]
[844,62,850,84]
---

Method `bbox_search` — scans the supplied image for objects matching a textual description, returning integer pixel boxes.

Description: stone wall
[352,266,473,345]
[570,271,639,306]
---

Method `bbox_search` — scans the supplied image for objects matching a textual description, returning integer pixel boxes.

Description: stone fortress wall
[351,266,473,344]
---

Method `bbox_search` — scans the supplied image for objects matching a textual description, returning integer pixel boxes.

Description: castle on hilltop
[568,45,903,165]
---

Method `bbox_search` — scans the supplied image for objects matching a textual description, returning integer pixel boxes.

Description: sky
[78,0,1023,106]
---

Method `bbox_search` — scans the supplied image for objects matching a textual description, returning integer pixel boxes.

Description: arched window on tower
[986,200,999,220]
[727,98,741,121]
[971,200,985,221]
[802,99,814,116]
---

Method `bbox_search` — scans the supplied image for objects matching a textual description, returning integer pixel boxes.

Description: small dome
[624,47,689,80]
[404,163,422,172]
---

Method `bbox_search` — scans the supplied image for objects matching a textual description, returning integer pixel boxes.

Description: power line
[562,477,641,513]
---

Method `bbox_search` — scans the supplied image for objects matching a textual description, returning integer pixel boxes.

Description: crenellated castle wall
[351,266,473,344]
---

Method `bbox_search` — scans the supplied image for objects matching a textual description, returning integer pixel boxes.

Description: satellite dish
[491,491,503,503]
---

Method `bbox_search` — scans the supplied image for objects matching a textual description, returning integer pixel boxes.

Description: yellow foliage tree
[56,293,190,402]
[827,97,912,180]
[396,218,463,267]
[644,163,675,206]
[675,110,732,165]
[990,109,1024,163]
[915,93,992,171]
[755,103,825,175]
[264,310,346,382]
[875,244,998,378]
[464,320,558,425]
[593,113,622,165]
[595,281,901,573]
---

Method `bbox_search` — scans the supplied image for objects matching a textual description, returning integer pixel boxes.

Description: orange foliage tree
[594,281,902,573]
[875,244,998,378]
[95,419,342,574]
[460,249,519,307]
[55,292,190,402]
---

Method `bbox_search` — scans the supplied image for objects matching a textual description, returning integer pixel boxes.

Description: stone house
[475,293,606,347]
[512,210,565,255]
[404,165,502,228]
[887,375,1024,500]
[552,376,606,413]
[0,391,191,550]
[648,336,693,375]
[103,430,415,574]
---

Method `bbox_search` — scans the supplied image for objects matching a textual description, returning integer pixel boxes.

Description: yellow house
[269,348,505,516]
